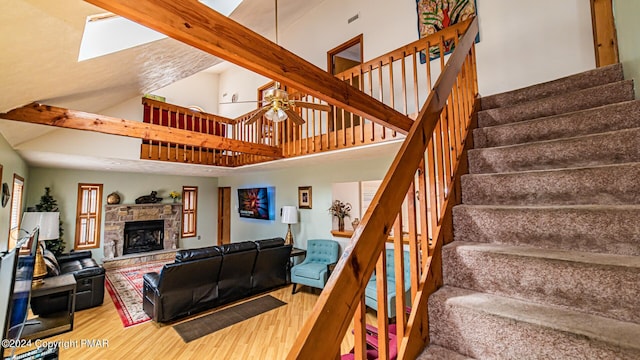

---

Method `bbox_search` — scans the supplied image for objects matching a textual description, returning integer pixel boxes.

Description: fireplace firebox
[123,220,164,255]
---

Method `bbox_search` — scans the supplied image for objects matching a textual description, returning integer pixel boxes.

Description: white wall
[217,0,596,105]
[25,167,218,263]
[0,134,29,252]
[614,0,640,98]
[475,0,595,96]
[218,148,396,253]
[217,64,269,119]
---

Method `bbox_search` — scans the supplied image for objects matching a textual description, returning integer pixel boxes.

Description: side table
[22,274,76,340]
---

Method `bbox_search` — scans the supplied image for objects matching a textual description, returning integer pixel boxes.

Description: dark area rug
[173,295,286,342]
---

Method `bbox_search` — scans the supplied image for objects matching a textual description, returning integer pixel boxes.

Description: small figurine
[135,191,163,204]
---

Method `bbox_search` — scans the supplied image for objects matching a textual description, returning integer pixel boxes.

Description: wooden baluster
[375,251,389,360]
[393,215,406,344]
[368,64,375,141]
[440,104,453,196]
[406,180,420,298]
[349,74,355,145]
[434,116,446,238]
[341,74,347,147]
[418,159,430,266]
[353,295,367,360]
[439,35,446,71]
[388,56,395,138]
[378,61,385,140]
[312,105,317,152]
[425,41,432,90]
[332,103,338,148]
[412,48,420,116]
[359,67,365,144]
[401,51,408,119]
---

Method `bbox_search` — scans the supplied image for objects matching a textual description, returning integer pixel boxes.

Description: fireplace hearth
[123,220,164,255]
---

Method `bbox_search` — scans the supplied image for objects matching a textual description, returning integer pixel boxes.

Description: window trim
[74,183,103,250]
[8,174,24,251]
[182,186,198,238]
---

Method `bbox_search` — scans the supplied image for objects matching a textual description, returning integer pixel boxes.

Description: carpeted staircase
[419,63,640,359]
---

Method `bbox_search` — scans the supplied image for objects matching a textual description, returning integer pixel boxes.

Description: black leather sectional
[31,250,106,315]
[142,238,292,323]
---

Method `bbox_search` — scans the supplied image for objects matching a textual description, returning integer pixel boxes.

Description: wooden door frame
[327,34,364,74]
[590,0,619,67]
[217,187,231,246]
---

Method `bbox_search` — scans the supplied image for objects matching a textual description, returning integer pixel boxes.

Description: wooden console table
[23,274,76,340]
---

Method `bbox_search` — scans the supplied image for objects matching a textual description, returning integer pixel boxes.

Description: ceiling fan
[221,0,332,126]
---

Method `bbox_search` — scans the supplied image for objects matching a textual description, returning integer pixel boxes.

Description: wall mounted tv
[238,187,274,220]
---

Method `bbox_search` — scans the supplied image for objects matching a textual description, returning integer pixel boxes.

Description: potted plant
[329,200,352,232]
[169,191,181,203]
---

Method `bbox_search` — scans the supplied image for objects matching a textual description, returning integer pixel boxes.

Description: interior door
[217,187,231,245]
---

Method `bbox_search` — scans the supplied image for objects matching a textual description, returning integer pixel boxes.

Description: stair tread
[446,241,640,268]
[468,127,640,173]
[471,126,640,152]
[433,286,640,351]
[418,345,475,360]
[481,63,623,110]
[477,80,634,127]
[464,160,640,177]
[455,203,640,210]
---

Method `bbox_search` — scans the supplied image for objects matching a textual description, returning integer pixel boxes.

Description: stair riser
[442,244,640,323]
[468,128,640,174]
[481,64,624,110]
[461,163,640,206]
[478,80,634,127]
[474,100,640,148]
[452,206,640,256]
[428,292,640,360]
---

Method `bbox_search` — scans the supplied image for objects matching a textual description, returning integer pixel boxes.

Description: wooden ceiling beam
[0,103,283,159]
[84,0,413,134]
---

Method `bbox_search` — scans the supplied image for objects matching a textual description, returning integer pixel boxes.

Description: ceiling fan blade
[291,101,331,112]
[241,107,268,125]
[285,109,305,126]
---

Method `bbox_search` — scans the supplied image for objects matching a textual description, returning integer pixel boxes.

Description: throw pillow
[42,249,60,276]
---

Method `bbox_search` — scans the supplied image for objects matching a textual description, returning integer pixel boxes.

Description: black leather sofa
[31,250,105,315]
[143,238,291,323]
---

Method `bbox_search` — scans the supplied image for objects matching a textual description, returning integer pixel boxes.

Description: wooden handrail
[287,17,479,359]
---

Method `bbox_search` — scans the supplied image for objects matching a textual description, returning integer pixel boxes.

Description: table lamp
[21,212,60,286]
[281,206,298,245]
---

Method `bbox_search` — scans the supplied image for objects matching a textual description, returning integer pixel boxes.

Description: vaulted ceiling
[0,0,404,177]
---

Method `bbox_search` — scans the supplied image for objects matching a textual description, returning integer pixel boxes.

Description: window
[75,183,103,249]
[182,186,198,238]
[8,174,24,250]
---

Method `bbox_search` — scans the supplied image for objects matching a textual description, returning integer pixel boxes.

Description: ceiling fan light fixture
[276,108,288,121]
[264,108,276,121]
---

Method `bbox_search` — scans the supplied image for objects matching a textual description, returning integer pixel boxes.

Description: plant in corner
[35,187,65,256]
[328,200,352,232]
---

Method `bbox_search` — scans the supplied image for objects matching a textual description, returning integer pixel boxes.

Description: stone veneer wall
[103,204,182,259]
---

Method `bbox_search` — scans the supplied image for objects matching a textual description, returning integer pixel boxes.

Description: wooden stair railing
[287,17,479,360]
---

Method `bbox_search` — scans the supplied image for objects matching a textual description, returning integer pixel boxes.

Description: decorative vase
[351,218,360,229]
[338,217,345,232]
[107,192,121,205]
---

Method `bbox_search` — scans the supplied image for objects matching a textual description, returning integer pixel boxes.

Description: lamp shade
[21,212,60,240]
[281,206,298,224]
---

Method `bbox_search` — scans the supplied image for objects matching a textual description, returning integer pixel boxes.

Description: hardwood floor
[16,285,372,359]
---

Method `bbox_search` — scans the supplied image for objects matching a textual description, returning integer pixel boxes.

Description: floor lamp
[21,212,60,286]
[281,206,298,246]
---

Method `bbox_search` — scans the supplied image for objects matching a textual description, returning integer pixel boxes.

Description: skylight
[78,0,243,62]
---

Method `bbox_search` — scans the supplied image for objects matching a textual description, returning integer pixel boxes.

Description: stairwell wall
[613,0,640,98]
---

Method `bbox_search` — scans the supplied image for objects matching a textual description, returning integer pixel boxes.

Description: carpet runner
[104,261,167,327]
[421,63,640,359]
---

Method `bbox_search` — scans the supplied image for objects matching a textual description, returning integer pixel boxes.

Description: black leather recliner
[143,246,222,323]
[252,238,292,294]
[217,241,258,304]
[31,250,105,316]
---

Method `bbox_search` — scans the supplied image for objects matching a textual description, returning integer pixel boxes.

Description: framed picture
[298,186,312,209]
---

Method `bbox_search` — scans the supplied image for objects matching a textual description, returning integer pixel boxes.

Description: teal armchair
[291,239,339,294]
[364,249,411,318]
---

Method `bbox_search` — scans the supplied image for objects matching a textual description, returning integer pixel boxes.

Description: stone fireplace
[104,203,181,259]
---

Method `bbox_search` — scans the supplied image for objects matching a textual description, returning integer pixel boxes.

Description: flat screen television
[1,228,38,359]
[238,187,274,220]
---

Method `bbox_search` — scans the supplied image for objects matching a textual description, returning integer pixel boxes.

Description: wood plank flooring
[15,285,374,359]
